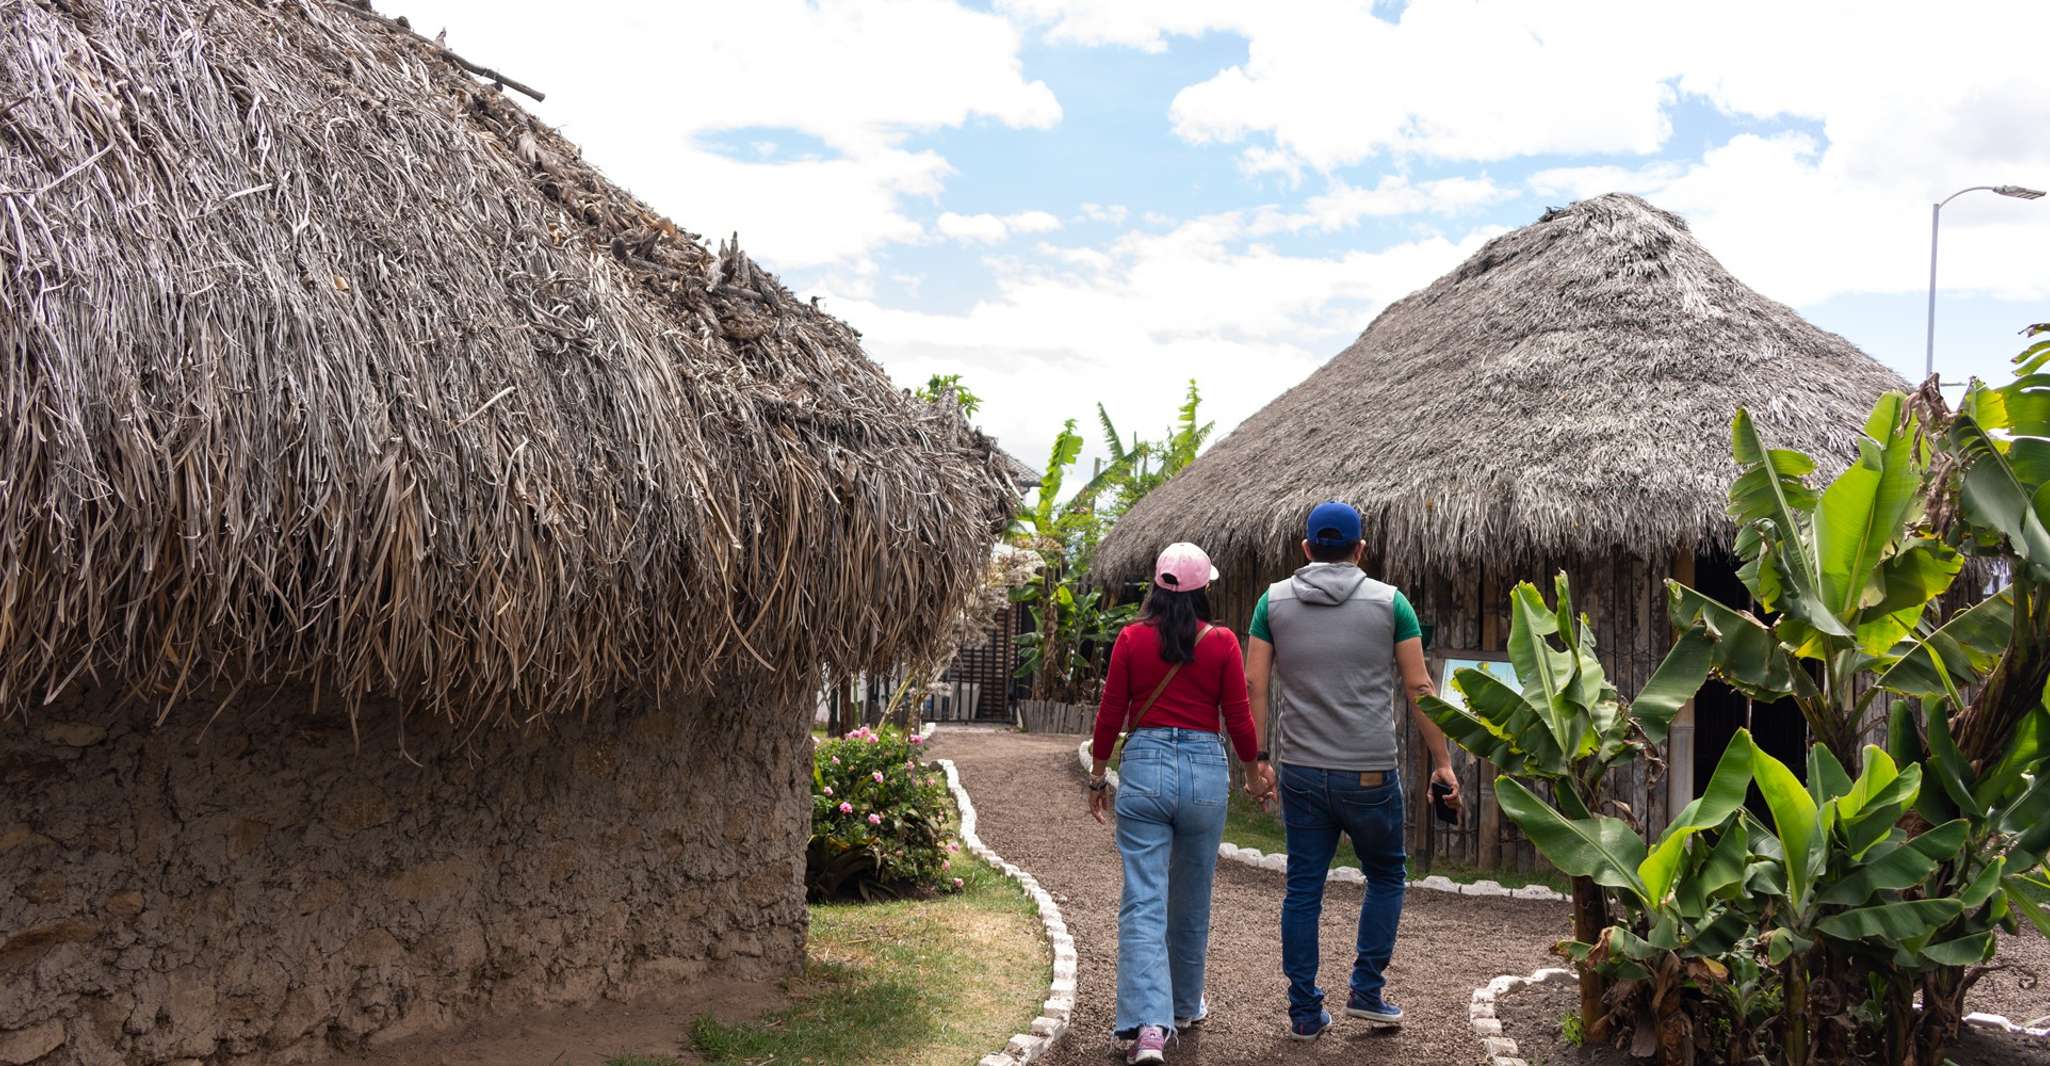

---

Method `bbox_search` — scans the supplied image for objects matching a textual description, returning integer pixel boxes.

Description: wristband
[1255,750,1270,762]
[1088,776,1108,792]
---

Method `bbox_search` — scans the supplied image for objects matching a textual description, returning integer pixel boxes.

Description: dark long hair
[1142,586,1213,664]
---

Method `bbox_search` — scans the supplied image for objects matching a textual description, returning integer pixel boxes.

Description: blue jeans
[1278,763,1407,1023]
[1113,728,1230,1036]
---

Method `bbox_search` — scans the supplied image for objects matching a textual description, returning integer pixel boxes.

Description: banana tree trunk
[1570,875,1609,1038]
[1783,956,1810,1066]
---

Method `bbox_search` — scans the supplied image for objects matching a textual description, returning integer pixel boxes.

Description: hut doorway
[1688,552,1808,818]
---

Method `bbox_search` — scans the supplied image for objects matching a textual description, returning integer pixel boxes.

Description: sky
[392,0,2050,474]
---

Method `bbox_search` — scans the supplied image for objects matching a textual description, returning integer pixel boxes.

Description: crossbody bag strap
[1122,624,1217,736]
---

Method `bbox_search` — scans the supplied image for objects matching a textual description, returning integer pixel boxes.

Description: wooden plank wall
[1212,538,1679,875]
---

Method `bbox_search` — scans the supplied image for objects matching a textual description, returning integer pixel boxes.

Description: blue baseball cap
[1305,501,1363,547]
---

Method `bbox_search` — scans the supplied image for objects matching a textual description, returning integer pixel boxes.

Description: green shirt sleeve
[1248,591,1272,642]
[1392,590,1421,643]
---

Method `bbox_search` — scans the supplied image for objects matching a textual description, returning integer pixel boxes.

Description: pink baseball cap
[1154,542,1219,591]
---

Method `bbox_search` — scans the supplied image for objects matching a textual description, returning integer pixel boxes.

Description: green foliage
[806,726,962,900]
[914,372,983,419]
[1010,381,1213,701]
[1560,1008,1587,1047]
[1430,330,2050,1065]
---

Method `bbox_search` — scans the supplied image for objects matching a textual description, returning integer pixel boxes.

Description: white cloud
[1006,0,1676,170]
[1004,2,2050,177]
[1526,133,2050,307]
[937,212,1012,243]
[1079,202,1130,224]
[1008,210,1064,234]
[1245,175,1513,235]
[1004,0,2050,309]
[392,0,1060,268]
[835,215,1499,468]
[936,210,1066,243]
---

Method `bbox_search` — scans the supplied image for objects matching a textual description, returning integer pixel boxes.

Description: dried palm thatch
[1095,193,1910,582]
[0,0,1017,726]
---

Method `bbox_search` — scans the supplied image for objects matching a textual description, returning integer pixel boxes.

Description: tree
[1426,330,2050,1064]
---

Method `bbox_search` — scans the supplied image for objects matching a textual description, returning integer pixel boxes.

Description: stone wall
[0,685,811,1065]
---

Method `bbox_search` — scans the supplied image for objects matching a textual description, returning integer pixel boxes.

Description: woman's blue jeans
[1278,763,1407,1024]
[1112,727,1229,1036]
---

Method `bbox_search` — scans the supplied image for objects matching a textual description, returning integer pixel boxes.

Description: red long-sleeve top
[1091,621,1259,763]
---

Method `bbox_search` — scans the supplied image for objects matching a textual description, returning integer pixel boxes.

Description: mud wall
[0,686,811,1065]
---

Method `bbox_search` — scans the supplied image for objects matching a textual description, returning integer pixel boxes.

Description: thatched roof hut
[1096,193,1906,580]
[0,0,1013,721]
[1095,193,1907,872]
[0,1,1013,1060]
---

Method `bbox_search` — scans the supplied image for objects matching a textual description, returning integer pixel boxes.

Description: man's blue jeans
[1112,728,1230,1036]
[1278,763,1407,1023]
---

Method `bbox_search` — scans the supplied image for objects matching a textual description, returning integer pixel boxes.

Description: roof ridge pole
[1925,184,2046,383]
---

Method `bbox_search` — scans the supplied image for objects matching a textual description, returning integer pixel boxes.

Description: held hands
[1243,761,1277,810]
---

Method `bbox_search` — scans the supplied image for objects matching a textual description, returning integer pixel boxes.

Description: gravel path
[941,729,1560,1066]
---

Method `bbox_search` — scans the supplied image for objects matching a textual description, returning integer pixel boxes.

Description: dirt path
[940,728,1561,1066]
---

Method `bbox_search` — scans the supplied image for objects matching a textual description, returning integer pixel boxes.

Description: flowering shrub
[807,725,961,900]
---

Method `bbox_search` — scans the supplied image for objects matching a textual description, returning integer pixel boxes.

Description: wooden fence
[1016,699,1093,734]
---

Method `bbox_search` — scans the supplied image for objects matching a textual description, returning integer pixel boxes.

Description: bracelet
[1088,776,1108,792]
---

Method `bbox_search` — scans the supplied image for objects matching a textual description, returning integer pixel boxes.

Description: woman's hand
[1087,778,1112,824]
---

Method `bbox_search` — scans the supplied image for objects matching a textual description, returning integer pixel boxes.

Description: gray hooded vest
[1266,563,1401,771]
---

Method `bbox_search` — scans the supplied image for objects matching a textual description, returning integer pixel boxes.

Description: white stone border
[1473,968,2050,1063]
[1468,966,1574,1066]
[1075,740,1566,902]
[939,757,1076,1066]
[1965,1011,2050,1038]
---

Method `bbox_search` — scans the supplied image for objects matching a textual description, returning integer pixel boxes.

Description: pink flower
[946,842,960,853]
[838,802,853,814]
[941,859,951,870]
[867,813,883,825]
[872,771,885,783]
[908,734,924,745]
[822,786,833,796]
[952,877,964,889]
[865,734,880,744]
[830,756,840,765]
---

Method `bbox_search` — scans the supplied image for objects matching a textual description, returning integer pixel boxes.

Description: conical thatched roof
[1095,193,1910,582]
[0,0,1015,724]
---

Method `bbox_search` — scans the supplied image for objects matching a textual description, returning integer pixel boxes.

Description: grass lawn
[672,852,1047,1066]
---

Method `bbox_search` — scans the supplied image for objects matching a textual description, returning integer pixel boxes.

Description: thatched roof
[0,0,1016,724]
[1095,194,1910,581]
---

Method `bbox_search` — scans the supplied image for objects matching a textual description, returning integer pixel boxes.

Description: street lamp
[1926,184,2046,380]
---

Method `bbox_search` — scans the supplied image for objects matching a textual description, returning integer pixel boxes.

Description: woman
[1086,542,1263,1064]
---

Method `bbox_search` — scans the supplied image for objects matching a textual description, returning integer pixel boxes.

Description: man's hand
[1243,761,1276,808]
[1432,764,1463,815]
[1088,779,1112,824]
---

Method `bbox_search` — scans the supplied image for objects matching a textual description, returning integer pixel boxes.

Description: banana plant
[1672,394,1967,769]
[1421,573,1712,1037]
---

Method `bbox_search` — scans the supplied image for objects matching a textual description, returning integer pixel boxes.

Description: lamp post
[1925,184,2045,381]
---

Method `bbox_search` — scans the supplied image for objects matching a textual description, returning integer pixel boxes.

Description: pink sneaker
[1127,1024,1167,1063]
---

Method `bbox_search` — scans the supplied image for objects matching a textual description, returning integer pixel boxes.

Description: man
[1243,500,1462,1040]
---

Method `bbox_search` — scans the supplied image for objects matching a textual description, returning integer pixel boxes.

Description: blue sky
[396,0,2049,471]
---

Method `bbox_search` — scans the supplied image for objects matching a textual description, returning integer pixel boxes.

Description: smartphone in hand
[1429,779,1459,825]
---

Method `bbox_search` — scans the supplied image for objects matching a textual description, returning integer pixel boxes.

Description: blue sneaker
[1345,992,1404,1027]
[1287,1010,1333,1041]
